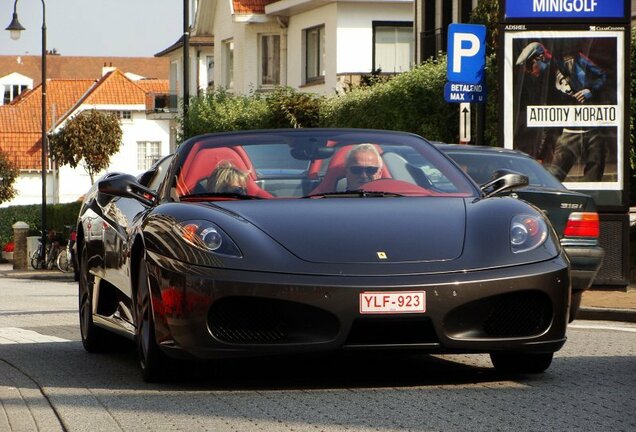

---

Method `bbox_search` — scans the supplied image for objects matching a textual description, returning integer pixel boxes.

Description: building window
[223,40,234,89]
[304,25,325,84]
[206,55,215,89]
[260,34,280,86]
[373,22,413,73]
[111,110,132,120]
[3,84,28,104]
[170,61,179,95]
[137,141,161,171]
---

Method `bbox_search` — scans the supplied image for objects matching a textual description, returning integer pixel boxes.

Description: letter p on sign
[447,24,486,85]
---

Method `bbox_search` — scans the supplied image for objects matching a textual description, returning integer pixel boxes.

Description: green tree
[49,110,122,184]
[469,0,500,146]
[470,0,499,57]
[266,87,322,129]
[0,151,18,204]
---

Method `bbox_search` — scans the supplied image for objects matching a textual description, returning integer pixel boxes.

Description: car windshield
[444,150,565,189]
[171,130,477,200]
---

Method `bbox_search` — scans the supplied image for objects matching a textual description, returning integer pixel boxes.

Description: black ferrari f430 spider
[77,129,570,381]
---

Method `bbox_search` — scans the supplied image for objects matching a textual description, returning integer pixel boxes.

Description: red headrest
[178,144,272,198]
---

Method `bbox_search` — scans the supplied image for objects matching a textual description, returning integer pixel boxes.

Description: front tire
[78,245,113,352]
[490,352,554,374]
[136,259,169,382]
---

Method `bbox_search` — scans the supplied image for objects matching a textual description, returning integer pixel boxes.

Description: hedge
[179,56,468,144]
[0,201,82,247]
[319,56,457,141]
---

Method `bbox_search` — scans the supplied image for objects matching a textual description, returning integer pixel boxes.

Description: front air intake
[208,297,339,344]
[445,290,553,339]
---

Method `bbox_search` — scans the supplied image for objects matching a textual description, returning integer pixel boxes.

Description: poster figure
[506,31,623,189]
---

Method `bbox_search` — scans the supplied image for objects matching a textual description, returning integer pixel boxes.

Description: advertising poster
[503,29,625,191]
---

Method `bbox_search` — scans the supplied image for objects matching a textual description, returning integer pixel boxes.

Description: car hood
[215,198,466,264]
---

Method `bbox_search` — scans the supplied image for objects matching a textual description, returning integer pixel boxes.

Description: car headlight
[175,220,242,258]
[510,214,548,253]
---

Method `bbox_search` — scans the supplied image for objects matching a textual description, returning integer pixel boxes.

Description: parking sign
[447,24,486,85]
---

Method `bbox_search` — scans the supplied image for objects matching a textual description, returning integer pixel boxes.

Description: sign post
[445,23,487,144]
[459,103,471,144]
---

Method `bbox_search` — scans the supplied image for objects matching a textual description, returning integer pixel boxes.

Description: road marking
[569,323,636,333]
[0,327,69,344]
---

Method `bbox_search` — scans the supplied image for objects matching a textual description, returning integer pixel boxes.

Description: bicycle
[30,234,49,270]
[56,226,76,273]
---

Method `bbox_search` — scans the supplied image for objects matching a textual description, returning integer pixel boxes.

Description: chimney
[102,65,117,76]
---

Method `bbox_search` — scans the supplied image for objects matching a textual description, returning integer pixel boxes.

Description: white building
[0,68,171,207]
[161,0,414,97]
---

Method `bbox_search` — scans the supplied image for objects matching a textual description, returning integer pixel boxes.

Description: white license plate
[359,291,426,314]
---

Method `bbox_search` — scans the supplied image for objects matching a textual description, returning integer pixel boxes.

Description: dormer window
[0,72,33,105]
[3,84,28,104]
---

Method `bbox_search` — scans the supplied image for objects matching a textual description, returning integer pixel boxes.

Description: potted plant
[2,241,15,262]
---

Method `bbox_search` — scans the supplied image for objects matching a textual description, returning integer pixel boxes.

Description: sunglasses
[225,186,247,195]
[348,166,380,176]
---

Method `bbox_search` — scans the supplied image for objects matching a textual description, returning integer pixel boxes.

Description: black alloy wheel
[78,245,112,352]
[135,257,169,382]
[490,351,554,374]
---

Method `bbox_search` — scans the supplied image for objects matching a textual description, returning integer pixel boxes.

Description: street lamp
[183,0,190,124]
[6,0,48,264]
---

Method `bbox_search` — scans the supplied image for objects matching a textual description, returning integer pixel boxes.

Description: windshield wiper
[304,190,404,198]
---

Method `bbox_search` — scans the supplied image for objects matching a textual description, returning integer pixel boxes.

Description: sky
[0,0,183,57]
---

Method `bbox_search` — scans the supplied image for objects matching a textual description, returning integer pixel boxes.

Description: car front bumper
[145,250,570,360]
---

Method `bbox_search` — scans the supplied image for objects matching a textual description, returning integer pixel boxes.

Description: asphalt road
[1,277,635,432]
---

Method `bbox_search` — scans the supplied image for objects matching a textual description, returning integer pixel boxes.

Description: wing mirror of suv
[480,169,529,198]
[97,174,157,207]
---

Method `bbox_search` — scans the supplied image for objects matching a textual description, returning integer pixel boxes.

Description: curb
[577,307,636,323]
[0,270,74,282]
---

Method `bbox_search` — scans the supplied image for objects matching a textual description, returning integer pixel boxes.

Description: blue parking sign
[447,24,486,85]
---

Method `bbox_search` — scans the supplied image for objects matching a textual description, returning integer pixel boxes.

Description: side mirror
[137,168,157,187]
[97,174,157,207]
[480,169,529,198]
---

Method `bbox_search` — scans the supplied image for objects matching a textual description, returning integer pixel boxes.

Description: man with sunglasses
[344,144,383,190]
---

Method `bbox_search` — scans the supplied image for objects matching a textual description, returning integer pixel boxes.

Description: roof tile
[233,0,276,14]
[0,55,169,86]
[0,71,168,170]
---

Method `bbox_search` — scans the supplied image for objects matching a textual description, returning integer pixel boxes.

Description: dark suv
[438,144,604,322]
